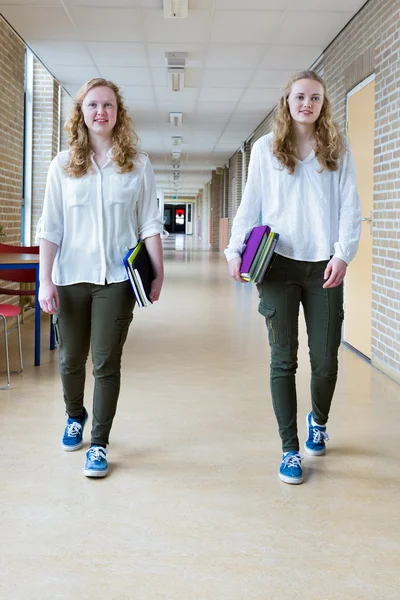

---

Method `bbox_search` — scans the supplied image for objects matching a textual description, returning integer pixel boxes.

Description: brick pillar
[31,59,59,241]
[0,18,25,244]
[210,170,223,251]
[60,88,73,152]
[228,150,242,238]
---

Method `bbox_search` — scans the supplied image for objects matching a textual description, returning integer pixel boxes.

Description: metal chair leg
[17,314,23,373]
[0,314,11,390]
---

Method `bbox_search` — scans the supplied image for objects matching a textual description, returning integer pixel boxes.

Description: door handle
[361,211,372,235]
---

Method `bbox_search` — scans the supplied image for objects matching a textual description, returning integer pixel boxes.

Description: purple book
[240,225,271,275]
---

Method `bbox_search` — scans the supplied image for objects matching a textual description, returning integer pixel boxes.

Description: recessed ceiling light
[169,112,183,126]
[163,0,188,19]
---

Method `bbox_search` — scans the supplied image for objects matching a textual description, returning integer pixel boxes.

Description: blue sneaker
[279,451,303,484]
[61,408,88,451]
[84,446,108,478]
[304,412,329,456]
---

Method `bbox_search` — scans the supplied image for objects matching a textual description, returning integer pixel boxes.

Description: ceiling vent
[169,112,183,126]
[163,0,188,19]
[165,52,187,70]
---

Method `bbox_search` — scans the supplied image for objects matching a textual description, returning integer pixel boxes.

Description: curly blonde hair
[64,78,138,178]
[273,71,344,174]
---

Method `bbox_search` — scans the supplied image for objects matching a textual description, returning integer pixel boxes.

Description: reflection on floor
[1,234,399,599]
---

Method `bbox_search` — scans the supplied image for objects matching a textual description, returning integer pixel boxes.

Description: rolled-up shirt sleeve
[136,156,164,240]
[333,143,362,264]
[36,155,64,246]
[224,140,263,262]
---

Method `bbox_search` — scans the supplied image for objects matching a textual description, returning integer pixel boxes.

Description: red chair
[0,303,23,389]
[0,242,40,299]
[0,242,56,365]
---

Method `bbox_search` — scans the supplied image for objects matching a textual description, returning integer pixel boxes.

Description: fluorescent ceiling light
[168,69,184,92]
[169,112,183,126]
[166,53,187,92]
[163,0,188,19]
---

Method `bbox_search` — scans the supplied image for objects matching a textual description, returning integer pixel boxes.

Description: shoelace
[312,428,329,444]
[87,447,107,462]
[66,422,82,438]
[282,453,303,468]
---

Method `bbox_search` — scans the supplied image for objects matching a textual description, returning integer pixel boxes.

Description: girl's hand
[228,257,246,283]
[323,257,347,288]
[149,274,164,302]
[39,279,60,314]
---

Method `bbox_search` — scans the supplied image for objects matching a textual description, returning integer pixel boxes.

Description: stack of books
[123,240,154,307]
[240,225,279,283]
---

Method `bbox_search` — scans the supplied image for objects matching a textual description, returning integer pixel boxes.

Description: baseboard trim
[342,341,400,385]
[371,355,400,386]
[341,340,371,363]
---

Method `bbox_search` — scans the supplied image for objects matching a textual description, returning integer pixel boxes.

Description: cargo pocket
[116,315,133,348]
[335,309,345,349]
[52,314,61,348]
[259,303,279,347]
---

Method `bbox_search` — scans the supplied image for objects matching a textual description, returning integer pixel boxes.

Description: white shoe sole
[304,443,325,456]
[84,468,108,478]
[62,441,83,452]
[279,472,303,485]
[305,413,326,456]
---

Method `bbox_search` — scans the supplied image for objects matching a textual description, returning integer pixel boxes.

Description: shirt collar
[295,150,316,165]
[89,147,114,158]
[89,147,114,169]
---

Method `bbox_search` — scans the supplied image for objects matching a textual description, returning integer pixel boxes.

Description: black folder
[123,241,154,307]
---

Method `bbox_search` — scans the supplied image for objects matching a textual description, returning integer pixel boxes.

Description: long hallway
[1,236,399,599]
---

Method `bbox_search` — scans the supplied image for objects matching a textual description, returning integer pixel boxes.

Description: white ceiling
[1,0,367,196]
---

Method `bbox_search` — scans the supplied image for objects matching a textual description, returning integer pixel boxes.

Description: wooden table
[0,253,55,366]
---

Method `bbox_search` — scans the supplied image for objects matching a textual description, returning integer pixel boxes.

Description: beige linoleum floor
[0,235,399,600]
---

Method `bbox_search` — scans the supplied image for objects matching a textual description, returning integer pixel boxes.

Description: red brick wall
[0,17,25,245]
[0,21,59,305]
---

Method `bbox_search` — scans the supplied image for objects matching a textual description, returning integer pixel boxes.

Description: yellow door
[344,78,374,358]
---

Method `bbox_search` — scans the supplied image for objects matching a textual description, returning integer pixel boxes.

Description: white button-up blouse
[225,133,361,264]
[37,150,163,286]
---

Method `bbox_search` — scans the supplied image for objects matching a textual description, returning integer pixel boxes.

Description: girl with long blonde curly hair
[273,71,344,174]
[64,78,138,178]
[226,70,361,485]
[38,78,164,479]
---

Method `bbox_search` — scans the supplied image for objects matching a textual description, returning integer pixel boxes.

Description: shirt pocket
[109,174,136,205]
[64,177,91,207]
